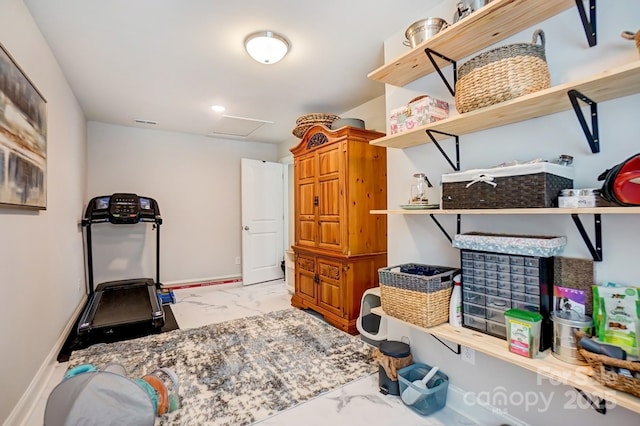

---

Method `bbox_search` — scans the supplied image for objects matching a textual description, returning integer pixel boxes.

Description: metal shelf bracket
[575,388,607,414]
[575,0,597,47]
[431,334,461,354]
[568,89,599,153]
[424,48,457,96]
[425,129,460,171]
[571,213,603,261]
[429,214,461,244]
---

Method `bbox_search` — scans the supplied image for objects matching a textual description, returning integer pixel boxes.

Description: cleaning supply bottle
[449,274,462,327]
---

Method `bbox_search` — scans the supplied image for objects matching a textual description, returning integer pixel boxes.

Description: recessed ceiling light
[211,105,226,112]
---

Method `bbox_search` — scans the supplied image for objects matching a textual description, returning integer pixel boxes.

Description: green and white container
[504,309,543,358]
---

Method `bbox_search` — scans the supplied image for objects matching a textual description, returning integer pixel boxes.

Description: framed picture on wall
[0,42,47,209]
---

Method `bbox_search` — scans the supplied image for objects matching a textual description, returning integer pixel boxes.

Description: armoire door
[295,253,317,305]
[316,142,343,253]
[316,256,344,317]
[295,152,317,248]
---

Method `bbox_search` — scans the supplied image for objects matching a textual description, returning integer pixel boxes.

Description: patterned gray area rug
[67,308,376,425]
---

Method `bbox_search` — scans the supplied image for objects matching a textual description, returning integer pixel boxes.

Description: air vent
[134,119,157,125]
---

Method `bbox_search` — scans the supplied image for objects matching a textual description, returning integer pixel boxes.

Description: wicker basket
[579,349,640,397]
[292,113,340,138]
[379,264,458,328]
[455,29,551,113]
[441,162,574,209]
[621,30,640,56]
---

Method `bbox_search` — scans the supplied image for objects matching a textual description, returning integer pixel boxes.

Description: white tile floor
[27,280,513,425]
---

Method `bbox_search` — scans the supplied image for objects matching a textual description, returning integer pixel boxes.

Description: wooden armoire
[290,124,387,334]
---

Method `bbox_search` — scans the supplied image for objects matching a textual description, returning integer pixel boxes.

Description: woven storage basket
[621,30,640,56]
[579,349,640,397]
[442,162,574,209]
[292,113,340,138]
[455,29,550,113]
[379,264,458,328]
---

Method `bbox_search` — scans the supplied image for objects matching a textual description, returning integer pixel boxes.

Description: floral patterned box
[452,232,567,257]
[389,95,449,135]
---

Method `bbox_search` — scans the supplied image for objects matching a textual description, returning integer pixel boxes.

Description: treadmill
[77,193,165,336]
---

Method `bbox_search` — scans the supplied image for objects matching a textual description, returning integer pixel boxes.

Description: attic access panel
[210,115,273,137]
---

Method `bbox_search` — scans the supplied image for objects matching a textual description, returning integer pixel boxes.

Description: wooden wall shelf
[370,61,640,149]
[371,306,640,414]
[368,0,576,86]
[371,207,640,215]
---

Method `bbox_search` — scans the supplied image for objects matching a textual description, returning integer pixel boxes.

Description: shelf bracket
[429,214,461,244]
[425,130,460,171]
[575,0,597,47]
[430,334,461,355]
[424,48,457,96]
[575,388,607,414]
[568,89,599,153]
[571,213,603,261]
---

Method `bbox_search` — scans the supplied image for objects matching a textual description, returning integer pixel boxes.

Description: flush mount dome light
[244,31,289,64]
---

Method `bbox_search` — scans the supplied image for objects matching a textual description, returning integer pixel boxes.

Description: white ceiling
[24,0,445,144]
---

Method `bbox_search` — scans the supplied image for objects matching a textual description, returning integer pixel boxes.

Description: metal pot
[404,17,448,48]
[453,0,493,24]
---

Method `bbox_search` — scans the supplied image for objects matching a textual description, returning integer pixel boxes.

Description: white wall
[87,122,279,285]
[383,0,639,424]
[0,0,87,423]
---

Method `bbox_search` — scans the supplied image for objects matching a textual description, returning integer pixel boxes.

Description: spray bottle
[449,274,462,327]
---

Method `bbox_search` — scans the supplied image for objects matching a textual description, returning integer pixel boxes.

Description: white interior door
[241,158,284,285]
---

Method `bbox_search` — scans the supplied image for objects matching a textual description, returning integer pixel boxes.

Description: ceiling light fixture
[244,31,289,65]
[211,105,226,112]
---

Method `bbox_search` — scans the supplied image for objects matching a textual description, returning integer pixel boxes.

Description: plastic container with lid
[504,309,543,358]
[550,310,593,365]
[398,363,449,416]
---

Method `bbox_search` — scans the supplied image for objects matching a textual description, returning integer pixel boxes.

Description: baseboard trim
[162,275,242,290]
[5,296,87,426]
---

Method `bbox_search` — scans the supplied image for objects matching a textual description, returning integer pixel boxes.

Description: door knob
[244,226,250,230]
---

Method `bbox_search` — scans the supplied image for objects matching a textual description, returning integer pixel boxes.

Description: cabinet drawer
[525,284,540,295]
[463,291,486,305]
[524,266,539,276]
[297,257,315,273]
[511,291,526,302]
[484,262,498,271]
[487,320,507,338]
[511,282,526,293]
[486,307,507,324]
[497,289,511,299]
[485,287,498,296]
[464,314,486,331]
[510,265,525,275]
[318,262,341,280]
[463,302,486,318]
[486,295,511,310]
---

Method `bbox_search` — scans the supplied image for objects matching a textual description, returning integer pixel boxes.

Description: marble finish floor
[27,280,511,425]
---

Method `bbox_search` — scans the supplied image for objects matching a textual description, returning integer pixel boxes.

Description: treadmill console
[83,193,161,224]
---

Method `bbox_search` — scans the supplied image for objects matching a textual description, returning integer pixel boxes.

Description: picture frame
[0,42,47,209]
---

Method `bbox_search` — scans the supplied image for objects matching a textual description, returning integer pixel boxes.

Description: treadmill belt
[93,286,153,328]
